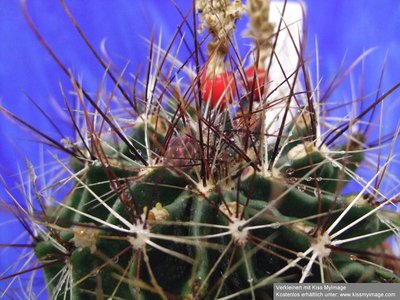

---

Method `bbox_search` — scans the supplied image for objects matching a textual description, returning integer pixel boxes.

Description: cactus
[1,1,400,299]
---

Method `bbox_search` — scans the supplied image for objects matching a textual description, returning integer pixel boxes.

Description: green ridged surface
[35,103,400,299]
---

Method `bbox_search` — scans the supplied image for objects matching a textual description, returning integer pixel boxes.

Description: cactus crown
[1,1,400,299]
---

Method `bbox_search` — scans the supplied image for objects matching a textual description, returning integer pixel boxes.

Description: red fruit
[200,72,236,109]
[245,66,268,101]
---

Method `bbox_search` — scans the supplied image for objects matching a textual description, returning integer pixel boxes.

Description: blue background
[1,0,400,297]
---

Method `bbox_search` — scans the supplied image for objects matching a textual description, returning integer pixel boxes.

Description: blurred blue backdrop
[0,0,400,297]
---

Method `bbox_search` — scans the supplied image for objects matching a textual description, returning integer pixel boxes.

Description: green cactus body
[33,107,400,299]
